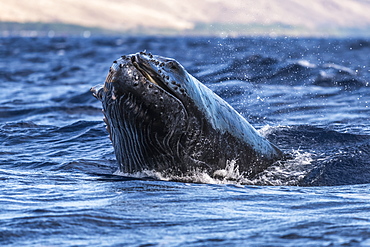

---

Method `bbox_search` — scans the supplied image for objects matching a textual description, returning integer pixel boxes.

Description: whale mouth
[131,54,178,99]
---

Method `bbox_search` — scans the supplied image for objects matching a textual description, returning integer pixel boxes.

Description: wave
[264,125,370,186]
[215,56,368,88]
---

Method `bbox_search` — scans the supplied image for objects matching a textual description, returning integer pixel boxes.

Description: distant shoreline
[1,21,370,38]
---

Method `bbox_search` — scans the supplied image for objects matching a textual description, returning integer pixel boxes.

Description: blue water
[1,36,370,246]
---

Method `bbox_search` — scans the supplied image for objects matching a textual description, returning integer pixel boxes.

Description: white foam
[250,150,314,186]
[113,151,314,186]
[113,169,165,180]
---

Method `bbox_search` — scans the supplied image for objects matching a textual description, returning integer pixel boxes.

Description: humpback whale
[91,52,283,178]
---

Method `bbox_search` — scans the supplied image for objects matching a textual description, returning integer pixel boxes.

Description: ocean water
[1,36,370,246]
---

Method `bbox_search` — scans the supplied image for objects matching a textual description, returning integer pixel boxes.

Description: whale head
[92,51,283,177]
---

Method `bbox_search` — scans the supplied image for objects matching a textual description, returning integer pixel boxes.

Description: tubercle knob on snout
[131,55,136,63]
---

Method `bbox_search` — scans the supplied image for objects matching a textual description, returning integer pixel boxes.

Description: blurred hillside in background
[1,0,370,37]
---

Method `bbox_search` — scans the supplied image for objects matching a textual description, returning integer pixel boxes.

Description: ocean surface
[1,36,370,246]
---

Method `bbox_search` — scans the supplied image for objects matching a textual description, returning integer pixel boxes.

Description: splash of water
[250,150,313,186]
[114,151,313,186]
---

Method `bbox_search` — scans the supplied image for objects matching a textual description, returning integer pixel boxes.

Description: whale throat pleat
[107,93,182,173]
